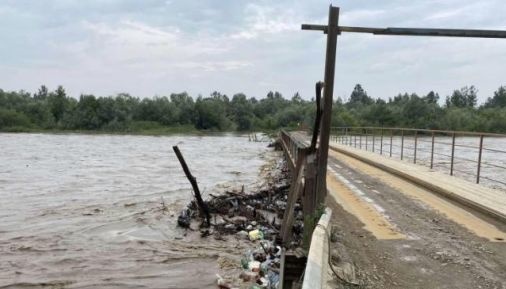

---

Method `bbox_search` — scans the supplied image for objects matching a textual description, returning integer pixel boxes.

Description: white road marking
[331,168,390,220]
[373,204,386,213]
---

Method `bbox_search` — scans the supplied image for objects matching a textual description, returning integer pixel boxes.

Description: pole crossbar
[302,24,506,38]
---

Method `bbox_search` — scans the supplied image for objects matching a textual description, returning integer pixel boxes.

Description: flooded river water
[0,133,272,288]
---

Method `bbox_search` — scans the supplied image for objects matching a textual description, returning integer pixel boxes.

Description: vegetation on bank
[1,84,506,134]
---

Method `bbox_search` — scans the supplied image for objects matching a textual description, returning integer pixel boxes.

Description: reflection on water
[0,133,271,288]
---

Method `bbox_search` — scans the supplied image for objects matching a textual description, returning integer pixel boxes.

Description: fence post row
[329,126,505,188]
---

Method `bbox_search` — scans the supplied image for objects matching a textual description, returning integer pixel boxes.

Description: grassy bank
[0,123,201,136]
[0,123,282,137]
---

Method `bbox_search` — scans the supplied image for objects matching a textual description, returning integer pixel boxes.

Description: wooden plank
[340,26,506,38]
[280,132,295,172]
[302,153,317,249]
[283,141,295,172]
[302,24,506,39]
[281,168,305,244]
[281,149,306,244]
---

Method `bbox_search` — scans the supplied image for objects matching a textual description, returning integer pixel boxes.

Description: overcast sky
[1,0,505,103]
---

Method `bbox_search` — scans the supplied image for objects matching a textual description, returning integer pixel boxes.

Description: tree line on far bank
[1,84,506,133]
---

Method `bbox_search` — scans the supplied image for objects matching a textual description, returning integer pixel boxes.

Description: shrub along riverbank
[1,84,506,134]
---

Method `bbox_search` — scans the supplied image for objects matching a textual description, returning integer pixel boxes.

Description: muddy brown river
[0,133,272,288]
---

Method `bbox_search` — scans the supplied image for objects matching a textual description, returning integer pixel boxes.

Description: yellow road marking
[329,150,506,242]
[327,173,405,240]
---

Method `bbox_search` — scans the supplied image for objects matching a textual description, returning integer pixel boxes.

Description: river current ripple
[0,133,270,288]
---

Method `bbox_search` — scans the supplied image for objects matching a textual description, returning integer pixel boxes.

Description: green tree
[446,86,477,108]
[34,85,49,100]
[47,85,70,124]
[424,91,440,104]
[0,108,31,129]
[484,86,506,108]
[230,93,254,131]
[347,84,374,108]
[195,95,231,130]
[170,92,195,125]
[71,95,101,129]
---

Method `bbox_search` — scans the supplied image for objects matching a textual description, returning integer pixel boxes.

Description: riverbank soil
[325,150,506,289]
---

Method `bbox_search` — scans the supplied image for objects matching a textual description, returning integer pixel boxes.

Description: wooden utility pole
[314,6,339,207]
[301,5,506,209]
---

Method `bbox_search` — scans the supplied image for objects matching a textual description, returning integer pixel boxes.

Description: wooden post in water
[173,145,211,227]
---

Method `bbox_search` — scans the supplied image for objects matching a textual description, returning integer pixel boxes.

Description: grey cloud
[0,0,505,103]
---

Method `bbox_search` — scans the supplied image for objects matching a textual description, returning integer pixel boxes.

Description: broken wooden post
[173,145,211,227]
[281,147,307,245]
[302,152,317,249]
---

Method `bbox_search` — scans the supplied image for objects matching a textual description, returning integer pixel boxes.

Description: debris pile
[237,240,282,288]
[213,228,283,289]
[176,158,304,288]
[177,157,291,236]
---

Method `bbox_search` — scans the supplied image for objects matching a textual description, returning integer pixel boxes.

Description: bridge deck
[324,146,506,288]
[287,131,506,223]
[285,131,506,288]
[329,142,506,223]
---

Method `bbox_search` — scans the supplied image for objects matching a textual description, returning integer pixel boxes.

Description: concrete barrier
[302,207,332,289]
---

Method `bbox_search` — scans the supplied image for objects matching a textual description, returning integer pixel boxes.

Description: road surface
[325,149,506,289]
